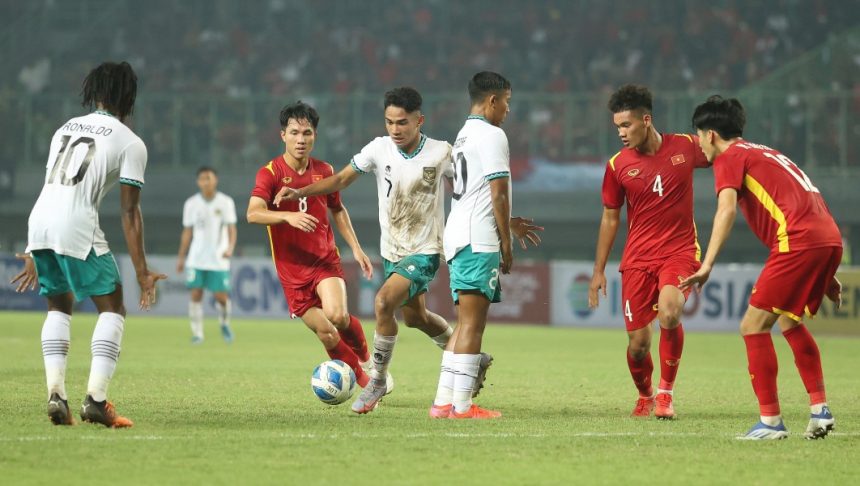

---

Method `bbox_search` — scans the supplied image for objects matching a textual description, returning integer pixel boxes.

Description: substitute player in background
[681,96,842,440]
[274,87,492,414]
[11,62,166,428]
[589,84,709,419]
[430,72,542,419]
[247,101,375,387]
[177,167,237,344]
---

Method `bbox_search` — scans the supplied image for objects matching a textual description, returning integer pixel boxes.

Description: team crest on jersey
[423,167,436,183]
[671,154,686,165]
[627,168,640,178]
[312,175,322,182]
[282,176,292,185]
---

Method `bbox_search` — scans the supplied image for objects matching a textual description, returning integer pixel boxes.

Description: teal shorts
[448,245,502,304]
[31,249,121,302]
[383,254,440,305]
[186,268,231,293]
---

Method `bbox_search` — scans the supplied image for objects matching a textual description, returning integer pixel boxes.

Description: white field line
[2,431,859,442]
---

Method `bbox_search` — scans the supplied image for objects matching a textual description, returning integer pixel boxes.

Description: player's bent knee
[657,309,681,328]
[324,310,349,329]
[374,293,397,317]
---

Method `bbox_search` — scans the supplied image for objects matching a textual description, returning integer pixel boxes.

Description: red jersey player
[246,101,375,388]
[589,85,709,420]
[682,96,842,440]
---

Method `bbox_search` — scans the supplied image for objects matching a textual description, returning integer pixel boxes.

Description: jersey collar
[466,114,489,124]
[398,133,427,160]
[94,109,117,118]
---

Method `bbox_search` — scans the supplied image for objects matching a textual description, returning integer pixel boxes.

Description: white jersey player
[431,72,542,420]
[12,62,166,428]
[176,167,237,344]
[274,87,491,414]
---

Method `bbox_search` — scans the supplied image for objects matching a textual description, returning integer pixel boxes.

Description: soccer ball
[311,360,356,405]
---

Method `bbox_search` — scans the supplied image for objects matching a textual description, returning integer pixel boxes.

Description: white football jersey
[351,134,453,262]
[443,116,511,261]
[27,112,147,260]
[182,191,237,271]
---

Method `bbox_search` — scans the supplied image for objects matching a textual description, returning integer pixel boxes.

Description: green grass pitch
[1,311,858,485]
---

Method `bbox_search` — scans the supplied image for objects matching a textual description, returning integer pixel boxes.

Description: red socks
[743,332,780,416]
[626,350,654,397]
[658,324,684,390]
[338,315,370,362]
[783,324,827,405]
[327,338,369,387]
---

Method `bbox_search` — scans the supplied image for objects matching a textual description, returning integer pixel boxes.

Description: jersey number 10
[47,135,96,186]
[452,153,468,201]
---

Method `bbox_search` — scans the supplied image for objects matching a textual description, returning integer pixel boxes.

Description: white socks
[41,311,71,400]
[431,326,453,350]
[452,353,481,414]
[433,351,455,406]
[371,333,397,383]
[87,312,124,402]
[760,415,782,426]
[189,301,204,339]
[216,299,231,326]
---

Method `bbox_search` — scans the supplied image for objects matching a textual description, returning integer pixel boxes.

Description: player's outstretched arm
[589,208,621,309]
[679,188,738,292]
[489,177,513,274]
[120,184,167,310]
[274,165,361,207]
[176,227,192,273]
[329,205,373,280]
[246,196,318,232]
[511,217,543,249]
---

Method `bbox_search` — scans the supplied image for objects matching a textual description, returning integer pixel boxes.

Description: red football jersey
[713,140,841,253]
[251,155,343,286]
[602,133,709,271]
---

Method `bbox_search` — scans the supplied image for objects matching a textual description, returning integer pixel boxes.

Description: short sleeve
[690,135,711,168]
[119,139,147,188]
[713,151,745,195]
[182,199,194,227]
[351,138,382,175]
[442,144,455,178]
[251,164,277,202]
[327,190,343,209]
[482,129,510,180]
[224,196,238,224]
[601,163,625,209]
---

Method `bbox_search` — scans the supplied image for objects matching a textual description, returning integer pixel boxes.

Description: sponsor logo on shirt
[423,167,436,183]
[627,168,640,178]
[671,154,686,165]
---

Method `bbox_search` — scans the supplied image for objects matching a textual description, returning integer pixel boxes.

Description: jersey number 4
[452,153,468,200]
[652,174,664,197]
[48,135,95,186]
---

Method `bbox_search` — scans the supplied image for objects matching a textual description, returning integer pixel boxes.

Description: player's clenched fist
[283,211,318,232]
[273,186,301,207]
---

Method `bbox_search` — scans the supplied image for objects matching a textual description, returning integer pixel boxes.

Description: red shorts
[620,254,701,331]
[749,246,842,321]
[279,262,345,318]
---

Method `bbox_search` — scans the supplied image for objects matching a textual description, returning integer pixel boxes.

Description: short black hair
[80,61,138,120]
[468,71,511,103]
[384,87,422,113]
[691,95,746,139]
[607,84,652,114]
[197,166,217,176]
[279,101,320,130]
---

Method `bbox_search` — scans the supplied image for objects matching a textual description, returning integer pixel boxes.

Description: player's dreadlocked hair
[607,84,652,115]
[280,101,320,130]
[80,62,138,120]
[468,71,511,103]
[692,95,746,140]
[384,87,422,113]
